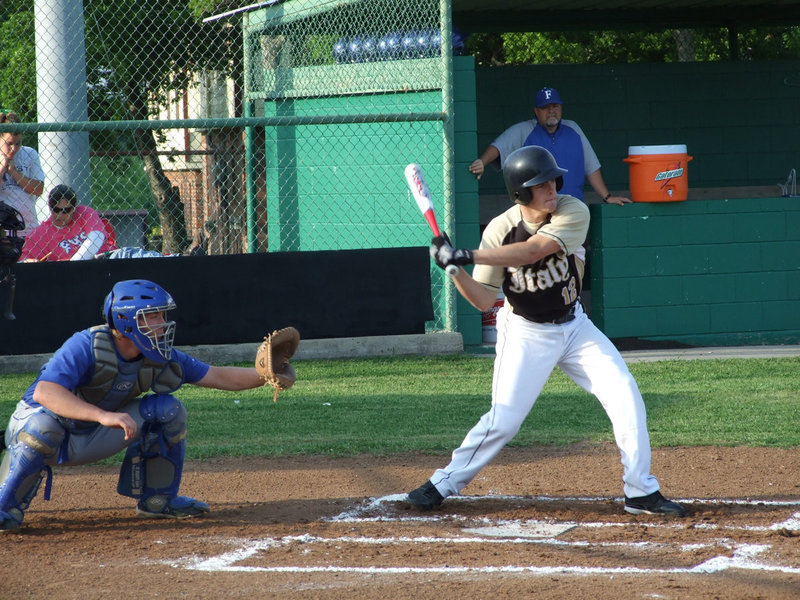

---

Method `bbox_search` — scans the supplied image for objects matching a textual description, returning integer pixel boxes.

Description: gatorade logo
[654,167,684,181]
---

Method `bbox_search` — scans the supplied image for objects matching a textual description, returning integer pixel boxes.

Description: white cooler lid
[628,144,687,155]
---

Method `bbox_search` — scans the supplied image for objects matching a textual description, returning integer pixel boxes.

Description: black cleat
[406,480,444,511]
[624,491,686,517]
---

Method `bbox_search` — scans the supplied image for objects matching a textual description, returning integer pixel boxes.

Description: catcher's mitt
[256,327,300,402]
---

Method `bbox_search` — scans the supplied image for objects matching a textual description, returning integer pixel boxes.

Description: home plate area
[160,493,800,577]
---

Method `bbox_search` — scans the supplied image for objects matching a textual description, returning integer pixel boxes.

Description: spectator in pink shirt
[20,184,117,262]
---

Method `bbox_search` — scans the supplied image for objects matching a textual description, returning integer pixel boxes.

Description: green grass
[1,355,799,461]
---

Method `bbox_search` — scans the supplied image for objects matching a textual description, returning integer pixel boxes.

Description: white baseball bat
[403,163,459,276]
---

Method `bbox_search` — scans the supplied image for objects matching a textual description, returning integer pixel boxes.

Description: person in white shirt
[0,110,45,236]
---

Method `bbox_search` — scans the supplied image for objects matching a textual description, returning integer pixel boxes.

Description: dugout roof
[451,0,800,32]
[212,1,800,31]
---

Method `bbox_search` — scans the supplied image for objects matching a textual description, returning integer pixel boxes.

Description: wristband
[451,248,474,266]
[602,192,611,202]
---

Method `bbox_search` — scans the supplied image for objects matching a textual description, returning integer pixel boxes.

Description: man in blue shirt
[469,87,630,206]
[0,279,285,530]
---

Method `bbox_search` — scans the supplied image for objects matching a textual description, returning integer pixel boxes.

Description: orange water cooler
[623,144,693,202]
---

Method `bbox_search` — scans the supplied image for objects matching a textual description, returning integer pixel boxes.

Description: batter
[407,145,685,517]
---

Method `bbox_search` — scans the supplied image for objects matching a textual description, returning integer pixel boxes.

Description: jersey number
[561,277,578,305]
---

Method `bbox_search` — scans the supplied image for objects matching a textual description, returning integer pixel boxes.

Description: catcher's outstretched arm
[196,365,264,391]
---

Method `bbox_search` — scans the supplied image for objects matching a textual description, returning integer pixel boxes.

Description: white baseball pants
[431,303,660,500]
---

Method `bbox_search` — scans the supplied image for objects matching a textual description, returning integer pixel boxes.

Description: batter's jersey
[20,328,211,412]
[472,196,589,322]
[490,119,601,201]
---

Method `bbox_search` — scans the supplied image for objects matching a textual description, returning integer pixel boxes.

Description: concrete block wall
[589,197,800,346]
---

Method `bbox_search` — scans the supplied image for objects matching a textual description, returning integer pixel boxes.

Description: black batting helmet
[503,146,568,205]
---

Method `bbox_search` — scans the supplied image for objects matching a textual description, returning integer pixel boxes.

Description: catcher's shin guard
[0,412,64,530]
[117,394,190,513]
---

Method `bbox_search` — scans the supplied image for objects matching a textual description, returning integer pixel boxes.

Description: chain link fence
[1,0,797,332]
[1,0,458,330]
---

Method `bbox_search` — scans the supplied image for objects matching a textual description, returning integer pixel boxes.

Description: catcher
[0,279,299,530]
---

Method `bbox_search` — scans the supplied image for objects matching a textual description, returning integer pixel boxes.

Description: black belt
[517,304,577,325]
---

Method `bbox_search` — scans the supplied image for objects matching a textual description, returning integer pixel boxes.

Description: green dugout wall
[589,198,800,346]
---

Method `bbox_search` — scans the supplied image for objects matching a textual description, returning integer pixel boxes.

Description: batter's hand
[430,234,474,271]
[430,233,455,270]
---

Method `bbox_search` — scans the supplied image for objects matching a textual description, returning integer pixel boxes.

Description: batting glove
[430,234,454,270]
[430,234,474,270]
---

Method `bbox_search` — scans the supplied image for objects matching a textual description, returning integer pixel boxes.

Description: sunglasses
[52,205,75,214]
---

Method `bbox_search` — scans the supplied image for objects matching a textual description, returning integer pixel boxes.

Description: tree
[466,26,800,66]
[0,11,36,123]
[84,0,241,253]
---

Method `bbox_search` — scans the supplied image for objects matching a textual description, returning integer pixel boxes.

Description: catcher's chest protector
[78,326,184,409]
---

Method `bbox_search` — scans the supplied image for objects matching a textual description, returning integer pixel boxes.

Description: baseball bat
[403,163,459,276]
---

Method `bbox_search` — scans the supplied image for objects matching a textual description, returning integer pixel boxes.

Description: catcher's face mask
[134,308,176,362]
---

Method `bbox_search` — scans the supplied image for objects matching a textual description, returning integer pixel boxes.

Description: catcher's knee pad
[117,395,186,502]
[139,393,187,446]
[0,411,65,524]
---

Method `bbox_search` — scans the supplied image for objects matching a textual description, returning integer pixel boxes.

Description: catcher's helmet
[503,145,567,205]
[103,279,176,362]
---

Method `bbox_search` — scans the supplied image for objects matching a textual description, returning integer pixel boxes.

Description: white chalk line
[328,493,800,520]
[156,494,800,576]
[163,538,798,575]
[328,493,800,533]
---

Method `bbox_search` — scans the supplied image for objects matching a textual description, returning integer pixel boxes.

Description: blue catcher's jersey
[21,328,210,409]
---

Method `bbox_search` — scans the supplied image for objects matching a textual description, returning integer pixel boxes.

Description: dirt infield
[2,444,799,599]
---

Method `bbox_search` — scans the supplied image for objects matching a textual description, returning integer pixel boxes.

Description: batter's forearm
[452,270,500,312]
[473,235,560,268]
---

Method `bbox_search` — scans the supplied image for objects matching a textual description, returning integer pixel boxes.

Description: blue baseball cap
[535,87,562,108]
